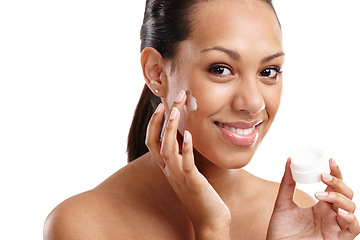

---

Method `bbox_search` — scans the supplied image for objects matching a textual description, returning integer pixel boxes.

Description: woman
[44,0,359,239]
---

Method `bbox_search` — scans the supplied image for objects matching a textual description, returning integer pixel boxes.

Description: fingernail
[338,208,349,215]
[331,158,338,168]
[315,192,329,199]
[183,130,191,143]
[322,173,333,181]
[175,90,186,103]
[169,107,179,120]
[154,103,163,114]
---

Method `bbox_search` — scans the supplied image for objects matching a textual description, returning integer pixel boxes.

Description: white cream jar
[290,148,330,184]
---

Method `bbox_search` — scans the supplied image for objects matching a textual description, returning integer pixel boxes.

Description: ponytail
[127,0,194,162]
[127,85,161,162]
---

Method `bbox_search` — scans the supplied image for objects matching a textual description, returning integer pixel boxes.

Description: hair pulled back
[127,0,275,162]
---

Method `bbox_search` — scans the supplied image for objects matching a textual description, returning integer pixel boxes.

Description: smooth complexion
[166,0,284,172]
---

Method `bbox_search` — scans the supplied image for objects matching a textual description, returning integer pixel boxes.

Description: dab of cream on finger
[184,90,197,112]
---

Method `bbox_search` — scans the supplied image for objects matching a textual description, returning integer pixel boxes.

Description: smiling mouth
[214,121,263,146]
[215,122,255,135]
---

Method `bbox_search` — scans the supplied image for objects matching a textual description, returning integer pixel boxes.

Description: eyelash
[208,64,233,76]
[259,67,282,79]
[208,64,282,80]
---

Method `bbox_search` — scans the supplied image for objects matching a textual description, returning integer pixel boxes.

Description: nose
[231,78,265,115]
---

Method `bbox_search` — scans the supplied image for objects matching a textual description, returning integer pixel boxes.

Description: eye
[208,65,233,76]
[259,67,281,79]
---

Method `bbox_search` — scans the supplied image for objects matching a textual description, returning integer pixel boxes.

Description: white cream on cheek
[184,90,197,111]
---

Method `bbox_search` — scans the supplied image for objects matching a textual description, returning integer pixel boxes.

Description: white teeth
[243,128,252,135]
[236,128,244,135]
[216,122,255,135]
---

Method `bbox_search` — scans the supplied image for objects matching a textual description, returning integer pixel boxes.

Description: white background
[0,0,359,239]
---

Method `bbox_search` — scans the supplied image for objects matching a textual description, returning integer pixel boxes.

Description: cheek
[263,83,282,123]
[178,81,231,136]
[192,88,221,112]
[188,83,227,118]
[190,79,233,112]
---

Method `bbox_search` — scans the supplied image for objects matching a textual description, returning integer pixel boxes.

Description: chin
[194,142,260,170]
[217,150,257,169]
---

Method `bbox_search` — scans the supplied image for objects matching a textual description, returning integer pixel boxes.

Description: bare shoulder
[44,155,157,240]
[44,190,121,240]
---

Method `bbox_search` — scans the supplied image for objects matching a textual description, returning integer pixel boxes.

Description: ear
[141,47,167,97]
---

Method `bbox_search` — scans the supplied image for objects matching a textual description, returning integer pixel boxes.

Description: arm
[44,197,105,240]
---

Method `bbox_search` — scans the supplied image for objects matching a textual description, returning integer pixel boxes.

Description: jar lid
[291,148,326,171]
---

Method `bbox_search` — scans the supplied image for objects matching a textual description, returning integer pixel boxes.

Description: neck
[146,148,253,204]
[193,149,248,201]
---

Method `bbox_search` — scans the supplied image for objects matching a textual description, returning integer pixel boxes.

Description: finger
[160,108,183,173]
[160,90,187,139]
[182,130,199,184]
[160,90,187,167]
[315,191,356,213]
[145,103,166,168]
[330,158,342,180]
[273,158,297,212]
[322,173,354,200]
[338,209,360,239]
[324,159,341,193]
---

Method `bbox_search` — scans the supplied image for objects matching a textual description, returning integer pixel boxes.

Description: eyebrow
[201,46,241,60]
[201,46,285,63]
[261,52,285,64]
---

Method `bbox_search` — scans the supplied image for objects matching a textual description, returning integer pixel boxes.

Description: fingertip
[173,90,188,113]
[183,130,192,144]
[182,131,193,156]
[169,107,180,120]
[314,191,329,201]
[337,208,355,226]
[286,157,291,168]
[174,90,186,103]
[284,158,295,183]
[329,158,343,180]
[330,158,338,169]
[150,103,165,125]
[330,158,340,173]
[154,102,164,114]
[338,208,349,216]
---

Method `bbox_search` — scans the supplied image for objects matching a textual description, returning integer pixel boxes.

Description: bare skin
[44,152,314,240]
[44,1,359,239]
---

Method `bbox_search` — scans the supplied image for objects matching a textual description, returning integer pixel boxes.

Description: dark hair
[127,0,275,162]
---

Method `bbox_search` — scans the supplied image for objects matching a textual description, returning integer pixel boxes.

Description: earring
[155,89,159,94]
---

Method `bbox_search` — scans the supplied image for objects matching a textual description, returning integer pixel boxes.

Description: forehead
[184,0,282,57]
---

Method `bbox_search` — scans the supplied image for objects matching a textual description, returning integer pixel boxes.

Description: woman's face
[164,0,284,169]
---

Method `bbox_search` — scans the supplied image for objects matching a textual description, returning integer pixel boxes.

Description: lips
[214,120,263,146]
